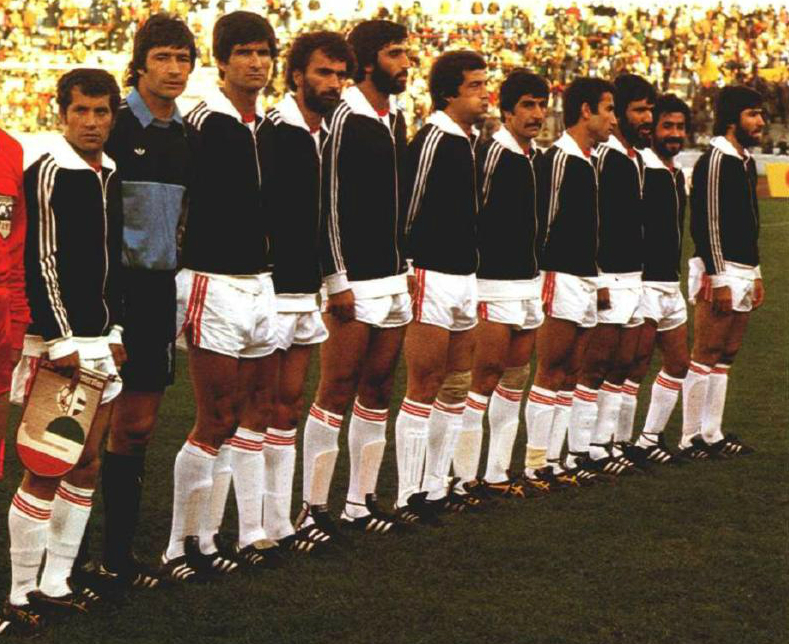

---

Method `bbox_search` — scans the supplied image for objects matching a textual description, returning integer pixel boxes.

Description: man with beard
[626,94,691,464]
[528,77,617,487]
[298,20,411,539]
[260,31,355,553]
[395,50,488,519]
[459,70,549,498]
[679,86,765,457]
[568,73,655,478]
[161,12,280,581]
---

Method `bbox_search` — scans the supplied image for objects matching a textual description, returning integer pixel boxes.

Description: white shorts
[542,271,597,329]
[597,274,643,328]
[640,282,687,332]
[478,299,544,330]
[320,291,412,328]
[11,338,122,407]
[275,311,328,351]
[176,269,277,359]
[687,257,756,313]
[413,268,477,332]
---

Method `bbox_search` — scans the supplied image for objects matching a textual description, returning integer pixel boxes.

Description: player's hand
[51,351,81,387]
[711,285,733,314]
[327,289,355,322]
[110,343,127,368]
[407,274,418,300]
[752,278,765,310]
[597,287,611,311]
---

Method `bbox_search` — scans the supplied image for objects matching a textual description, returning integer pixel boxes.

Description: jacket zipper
[97,168,114,333]
[528,156,538,274]
[469,138,480,271]
[670,169,681,270]
[384,117,401,274]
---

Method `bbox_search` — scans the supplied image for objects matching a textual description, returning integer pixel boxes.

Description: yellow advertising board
[765,163,789,198]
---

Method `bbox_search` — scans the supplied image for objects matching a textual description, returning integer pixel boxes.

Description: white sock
[701,363,730,445]
[548,391,572,472]
[8,489,52,605]
[395,398,430,507]
[454,392,487,487]
[566,385,598,468]
[165,438,217,561]
[615,380,640,442]
[590,382,621,460]
[485,385,521,483]
[524,385,555,474]
[228,427,266,549]
[263,428,297,541]
[681,361,711,448]
[199,442,232,554]
[39,482,93,598]
[345,399,388,519]
[302,404,341,509]
[637,371,683,446]
[422,400,464,500]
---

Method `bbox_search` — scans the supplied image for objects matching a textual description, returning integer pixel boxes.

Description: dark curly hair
[57,68,121,115]
[126,13,196,88]
[286,31,356,92]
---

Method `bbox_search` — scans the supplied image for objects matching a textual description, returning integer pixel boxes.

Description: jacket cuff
[10,320,27,351]
[108,325,123,345]
[754,265,762,279]
[47,336,76,360]
[406,259,414,276]
[325,272,350,295]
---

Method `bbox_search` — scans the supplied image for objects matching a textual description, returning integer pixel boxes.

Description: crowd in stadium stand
[1,0,788,144]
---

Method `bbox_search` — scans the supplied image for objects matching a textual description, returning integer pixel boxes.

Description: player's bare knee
[435,370,471,405]
[115,414,156,447]
[499,364,530,391]
[69,454,102,487]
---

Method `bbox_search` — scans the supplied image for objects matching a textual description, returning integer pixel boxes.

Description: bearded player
[298,20,411,539]
[679,86,765,458]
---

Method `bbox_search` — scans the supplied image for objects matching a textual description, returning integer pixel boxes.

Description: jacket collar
[493,126,534,157]
[204,84,263,123]
[554,131,594,165]
[710,135,751,160]
[641,147,673,171]
[273,93,327,134]
[427,110,470,139]
[602,132,639,159]
[125,88,183,128]
[342,85,398,121]
[50,135,115,171]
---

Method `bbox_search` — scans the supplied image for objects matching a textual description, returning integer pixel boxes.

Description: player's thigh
[722,311,750,360]
[535,316,581,371]
[656,323,690,377]
[278,344,314,405]
[107,390,164,452]
[404,321,451,385]
[692,300,733,362]
[471,319,511,388]
[506,328,536,368]
[188,345,241,431]
[318,314,370,385]
[446,327,476,373]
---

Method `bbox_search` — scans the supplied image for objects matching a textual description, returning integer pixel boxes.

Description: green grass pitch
[1,199,787,644]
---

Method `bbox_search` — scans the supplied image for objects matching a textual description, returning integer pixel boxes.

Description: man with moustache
[84,13,197,592]
[625,94,691,465]
[298,20,411,539]
[459,70,550,498]
[3,68,124,635]
[394,50,488,519]
[526,77,617,487]
[161,11,280,581]
[570,73,655,477]
[679,86,765,457]
[260,31,355,552]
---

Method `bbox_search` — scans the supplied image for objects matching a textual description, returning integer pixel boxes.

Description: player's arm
[690,155,731,313]
[23,163,79,374]
[320,112,354,321]
[105,173,126,367]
